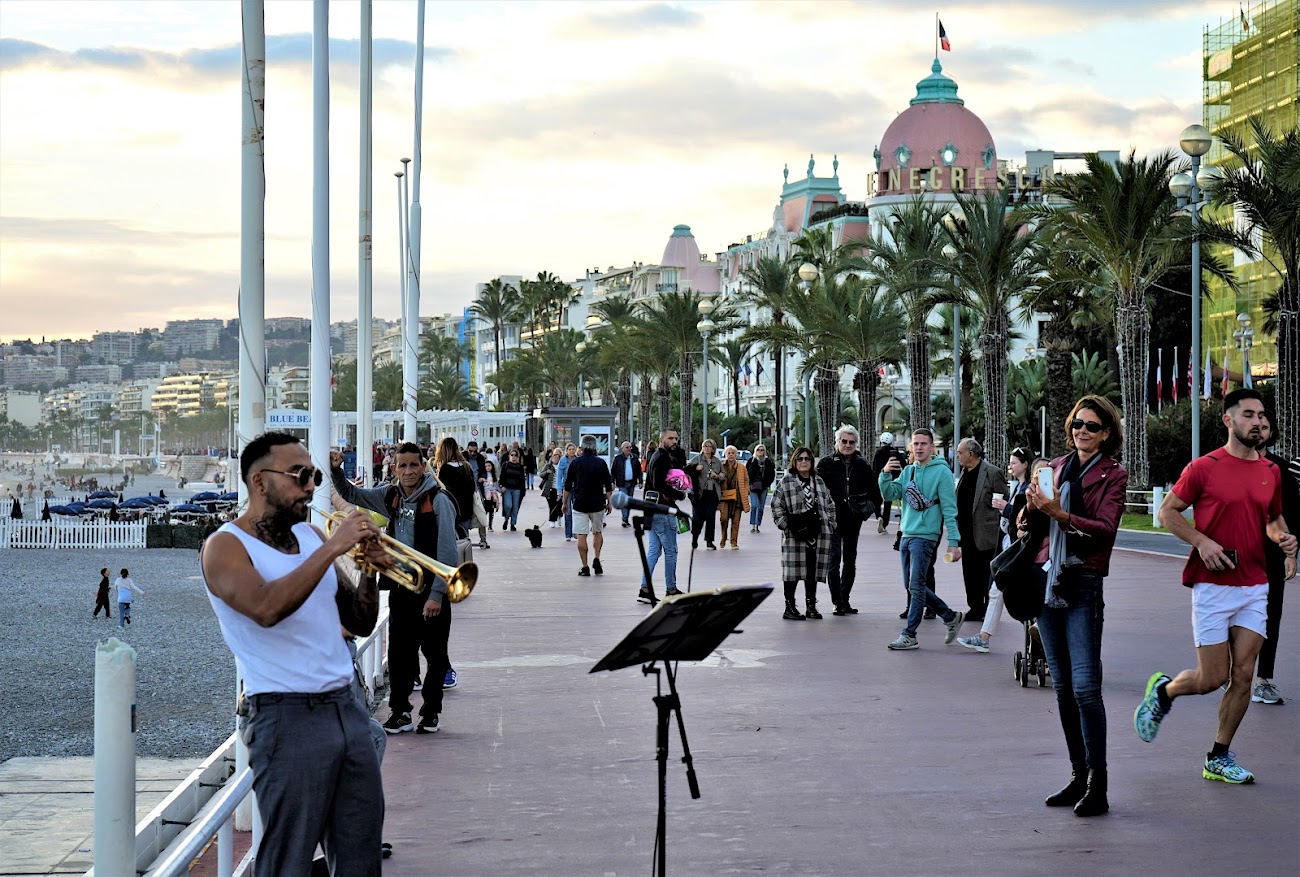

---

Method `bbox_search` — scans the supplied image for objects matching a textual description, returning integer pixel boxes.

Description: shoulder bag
[991,534,1045,622]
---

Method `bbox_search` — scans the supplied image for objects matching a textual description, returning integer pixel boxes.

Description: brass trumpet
[319,509,477,602]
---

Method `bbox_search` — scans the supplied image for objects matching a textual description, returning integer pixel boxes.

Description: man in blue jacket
[878,428,965,650]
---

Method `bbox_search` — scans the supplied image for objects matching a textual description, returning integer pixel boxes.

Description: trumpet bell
[318,508,478,602]
[443,562,477,603]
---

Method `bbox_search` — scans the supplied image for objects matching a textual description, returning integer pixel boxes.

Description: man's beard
[1232,424,1262,448]
[267,484,310,528]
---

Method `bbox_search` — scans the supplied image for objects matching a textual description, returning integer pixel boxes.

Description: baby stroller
[1013,620,1050,688]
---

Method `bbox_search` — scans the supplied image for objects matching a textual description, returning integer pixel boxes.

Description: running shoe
[1134,672,1172,743]
[887,634,919,650]
[383,711,414,734]
[943,610,965,644]
[957,635,990,653]
[1203,751,1254,784]
[1251,680,1283,704]
[415,715,441,735]
[443,668,458,690]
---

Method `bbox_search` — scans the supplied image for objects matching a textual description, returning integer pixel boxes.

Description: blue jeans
[564,505,573,539]
[900,536,956,637]
[526,473,535,488]
[640,513,679,591]
[502,488,523,527]
[1036,570,1107,771]
[118,602,131,627]
[749,489,767,526]
[618,484,636,523]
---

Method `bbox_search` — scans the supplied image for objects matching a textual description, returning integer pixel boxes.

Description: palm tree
[1021,246,1110,457]
[1212,118,1300,458]
[939,188,1043,467]
[929,303,984,437]
[867,197,948,433]
[711,336,754,417]
[822,276,906,444]
[469,277,519,405]
[637,290,737,452]
[1072,350,1120,400]
[590,295,638,442]
[1044,151,1228,486]
[739,256,797,463]
[420,360,478,410]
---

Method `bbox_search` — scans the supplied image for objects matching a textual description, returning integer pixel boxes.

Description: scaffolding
[1201,0,1297,380]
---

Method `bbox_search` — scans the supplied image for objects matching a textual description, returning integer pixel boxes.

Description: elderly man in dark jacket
[955,437,1005,622]
[816,425,882,616]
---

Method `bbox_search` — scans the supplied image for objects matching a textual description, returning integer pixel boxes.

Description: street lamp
[1233,312,1255,387]
[942,242,960,472]
[1023,344,1047,454]
[1173,122,1214,459]
[697,295,716,444]
[575,340,587,406]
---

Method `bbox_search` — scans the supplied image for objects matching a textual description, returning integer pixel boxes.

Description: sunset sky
[0,0,1230,342]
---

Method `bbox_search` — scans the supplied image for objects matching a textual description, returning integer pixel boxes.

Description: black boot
[1073,769,1108,817]
[805,598,823,620]
[1044,764,1088,807]
[782,598,805,620]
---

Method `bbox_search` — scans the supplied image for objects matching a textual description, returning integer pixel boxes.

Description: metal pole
[702,332,709,443]
[952,305,962,475]
[404,1,425,444]
[399,161,416,441]
[1190,153,1202,460]
[357,0,374,486]
[309,0,332,520]
[803,369,811,449]
[238,0,266,506]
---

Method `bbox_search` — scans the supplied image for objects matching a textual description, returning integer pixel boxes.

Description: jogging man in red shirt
[1134,389,1297,784]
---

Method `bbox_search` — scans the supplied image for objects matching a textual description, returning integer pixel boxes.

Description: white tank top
[205,521,352,695]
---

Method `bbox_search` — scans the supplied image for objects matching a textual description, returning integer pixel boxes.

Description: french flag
[939,20,951,51]
[1155,349,1163,412]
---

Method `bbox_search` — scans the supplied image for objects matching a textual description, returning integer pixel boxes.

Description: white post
[236,4,264,832]
[93,638,137,877]
[1152,485,1164,527]
[404,0,425,444]
[951,305,961,475]
[399,166,415,441]
[357,0,374,486]
[309,0,333,520]
[218,815,233,877]
[239,0,267,507]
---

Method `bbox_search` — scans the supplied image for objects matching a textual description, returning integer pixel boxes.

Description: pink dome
[660,225,720,293]
[873,60,998,197]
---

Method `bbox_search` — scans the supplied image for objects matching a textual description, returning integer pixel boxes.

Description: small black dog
[524,525,543,548]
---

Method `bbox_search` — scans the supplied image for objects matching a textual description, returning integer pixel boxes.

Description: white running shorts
[1190,582,1268,647]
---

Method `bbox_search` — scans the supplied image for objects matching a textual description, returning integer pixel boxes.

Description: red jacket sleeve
[1066,462,1127,542]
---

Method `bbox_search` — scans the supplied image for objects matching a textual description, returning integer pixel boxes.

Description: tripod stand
[592,583,772,876]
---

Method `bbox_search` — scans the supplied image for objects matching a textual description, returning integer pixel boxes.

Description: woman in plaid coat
[771,446,837,620]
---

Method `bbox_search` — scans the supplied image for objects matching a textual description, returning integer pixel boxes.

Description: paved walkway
[4,494,1296,875]
[375,497,1298,876]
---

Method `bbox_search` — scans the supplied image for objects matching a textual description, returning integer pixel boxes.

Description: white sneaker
[887,634,919,650]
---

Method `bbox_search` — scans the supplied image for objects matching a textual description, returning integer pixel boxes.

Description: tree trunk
[678,357,694,452]
[854,363,879,442]
[639,373,653,446]
[657,373,671,439]
[1277,277,1299,459]
[774,346,785,467]
[1040,319,1075,459]
[815,364,838,457]
[617,371,631,445]
[906,328,930,434]
[1116,299,1150,488]
[493,327,502,408]
[733,373,741,417]
[979,313,1010,470]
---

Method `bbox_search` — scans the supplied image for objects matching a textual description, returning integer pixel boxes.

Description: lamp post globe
[697,317,716,442]
[1169,172,1193,200]
[797,263,818,285]
[1179,124,1213,158]
[1196,165,1223,193]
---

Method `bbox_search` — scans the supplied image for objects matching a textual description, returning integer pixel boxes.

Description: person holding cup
[954,437,1006,623]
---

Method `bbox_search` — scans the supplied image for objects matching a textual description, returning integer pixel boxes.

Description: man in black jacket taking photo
[817,425,881,616]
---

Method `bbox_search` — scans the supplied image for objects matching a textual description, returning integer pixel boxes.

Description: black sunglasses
[795,456,813,463]
[261,467,323,488]
[1070,418,1105,434]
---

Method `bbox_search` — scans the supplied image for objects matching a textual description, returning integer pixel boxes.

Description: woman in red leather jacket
[1022,395,1127,818]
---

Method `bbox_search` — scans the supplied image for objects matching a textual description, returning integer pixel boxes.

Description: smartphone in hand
[1222,549,1238,569]
[1037,467,1055,500]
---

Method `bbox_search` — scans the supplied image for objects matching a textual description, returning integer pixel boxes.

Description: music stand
[591,583,773,877]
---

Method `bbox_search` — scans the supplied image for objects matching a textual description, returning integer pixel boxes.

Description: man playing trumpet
[202,432,387,876]
[330,441,461,736]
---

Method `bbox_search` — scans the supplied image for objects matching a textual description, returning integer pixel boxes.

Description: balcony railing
[654,283,678,292]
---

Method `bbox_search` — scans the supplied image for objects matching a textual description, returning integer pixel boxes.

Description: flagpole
[935,12,939,59]
[1157,348,1163,412]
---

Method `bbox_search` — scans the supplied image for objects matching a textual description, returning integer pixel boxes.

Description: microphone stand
[643,658,700,877]
[631,513,659,606]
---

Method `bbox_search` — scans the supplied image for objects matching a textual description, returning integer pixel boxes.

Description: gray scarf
[1044,454,1100,608]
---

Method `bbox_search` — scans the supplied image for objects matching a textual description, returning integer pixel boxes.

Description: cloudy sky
[0,0,1229,343]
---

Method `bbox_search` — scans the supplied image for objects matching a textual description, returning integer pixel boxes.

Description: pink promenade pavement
[372,493,1299,876]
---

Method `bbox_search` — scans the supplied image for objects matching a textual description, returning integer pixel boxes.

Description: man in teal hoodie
[878,428,965,650]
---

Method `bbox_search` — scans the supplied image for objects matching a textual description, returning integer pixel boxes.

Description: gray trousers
[244,686,384,876]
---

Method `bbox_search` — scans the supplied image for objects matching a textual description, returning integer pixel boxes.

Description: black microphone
[609,491,689,519]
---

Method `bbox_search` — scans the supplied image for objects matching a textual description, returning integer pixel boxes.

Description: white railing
[115,606,391,877]
[0,518,147,549]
